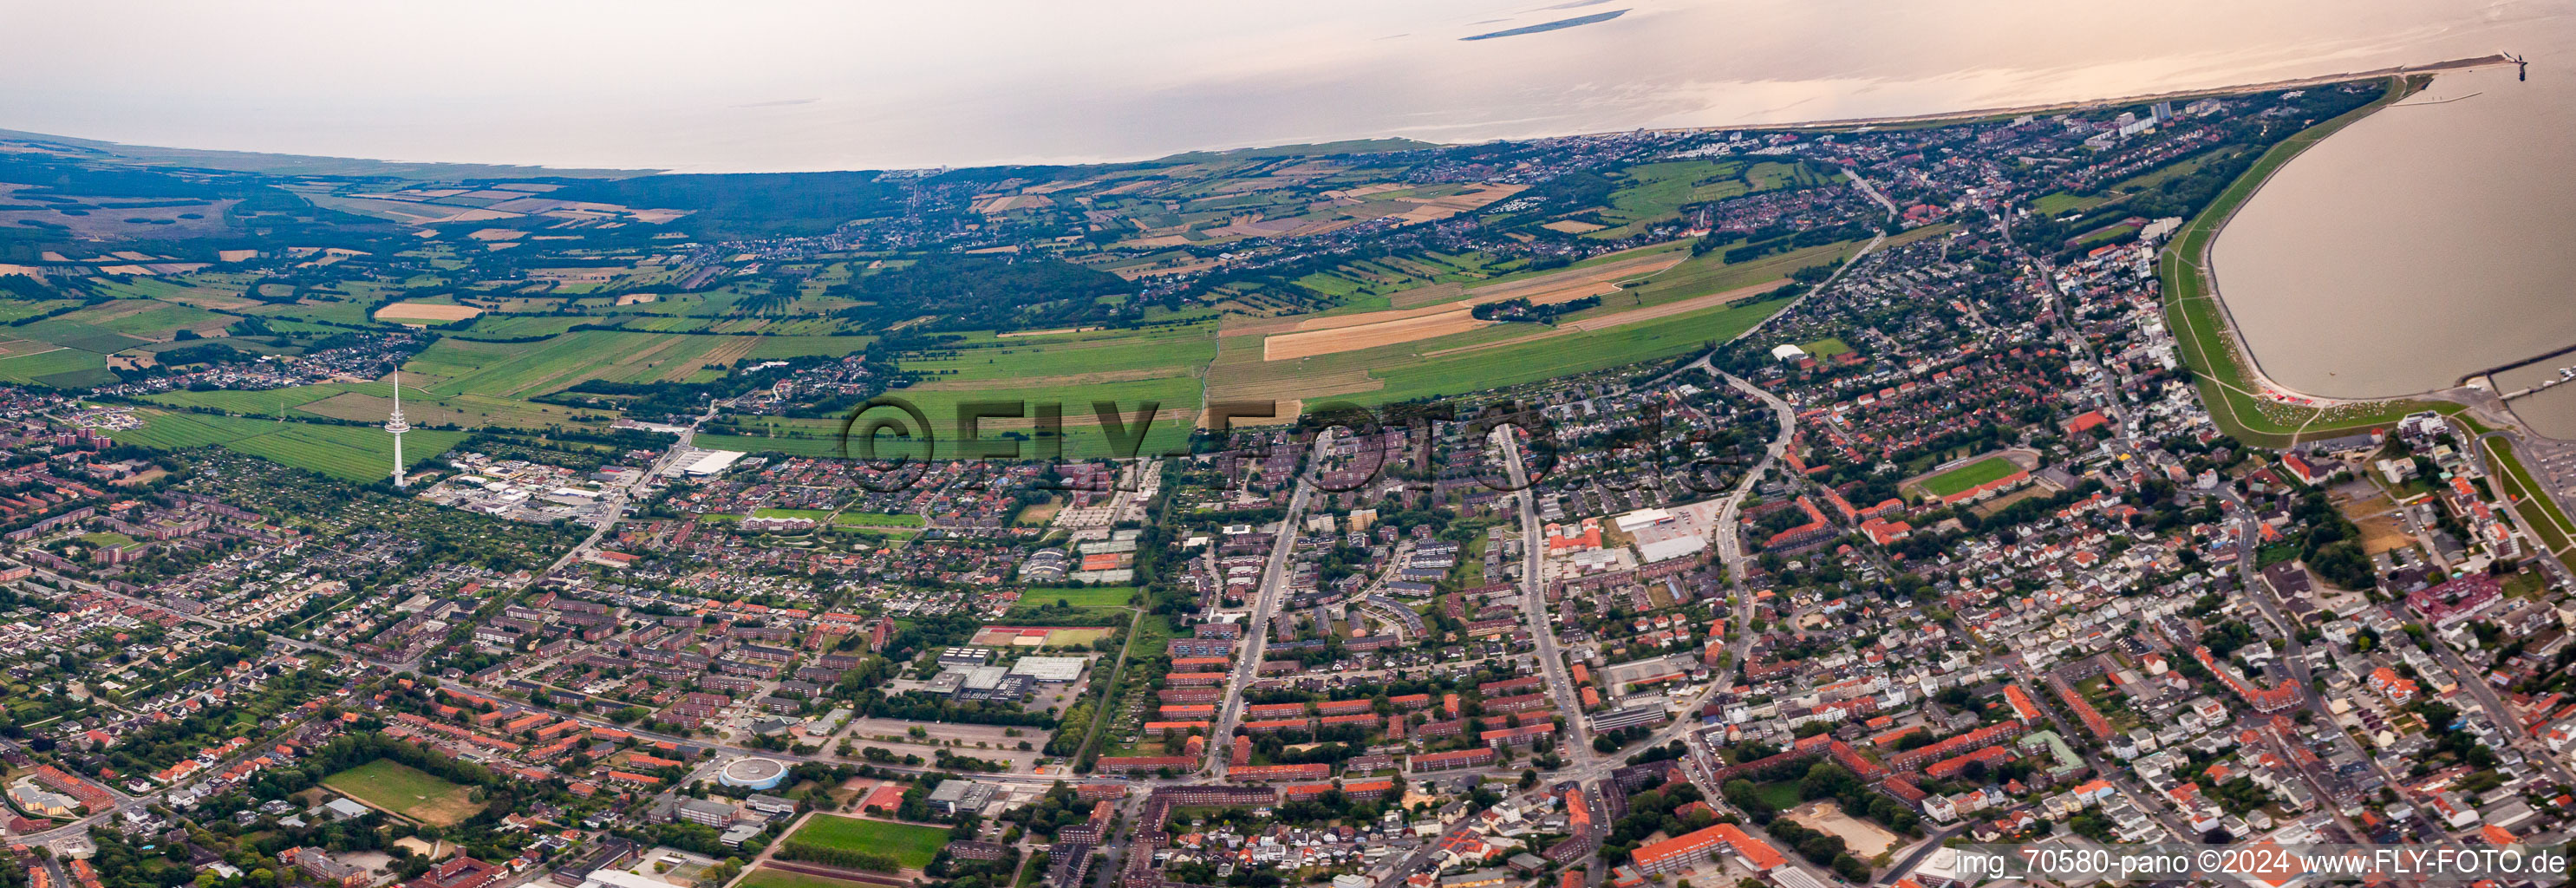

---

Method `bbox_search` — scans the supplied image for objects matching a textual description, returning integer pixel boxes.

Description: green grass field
[322,760,483,826]
[2484,438,2576,571]
[753,507,834,520]
[121,410,466,482]
[1032,586,1138,607]
[738,868,885,888]
[900,323,1216,382]
[0,299,82,323]
[1369,296,1793,404]
[1919,456,2022,499]
[149,382,608,432]
[84,301,228,337]
[704,371,1201,461]
[2030,192,2107,217]
[16,318,153,354]
[832,511,924,527]
[1753,780,1804,812]
[80,531,138,548]
[145,384,348,415]
[785,815,949,869]
[0,349,117,388]
[1802,337,1854,358]
[408,330,755,397]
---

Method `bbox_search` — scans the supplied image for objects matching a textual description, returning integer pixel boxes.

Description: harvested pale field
[466,228,525,241]
[375,302,486,322]
[1406,183,1524,212]
[1324,183,1410,199]
[971,193,1054,213]
[1542,219,1607,234]
[1419,278,1789,358]
[1784,800,1899,857]
[1250,248,1690,359]
[2358,509,2414,553]
[2340,492,2413,553]
[1263,309,1490,361]
[614,292,660,305]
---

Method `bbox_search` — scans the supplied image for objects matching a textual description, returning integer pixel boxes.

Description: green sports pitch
[784,814,951,869]
[1917,456,2022,499]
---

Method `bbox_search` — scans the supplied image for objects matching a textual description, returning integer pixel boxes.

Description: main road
[1210,430,1334,776]
[1500,424,1597,767]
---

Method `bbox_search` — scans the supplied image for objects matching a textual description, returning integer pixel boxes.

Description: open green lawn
[406,330,748,398]
[703,371,1201,461]
[1753,780,1804,811]
[832,511,925,527]
[16,318,153,354]
[1370,296,1793,404]
[1033,586,1138,607]
[753,507,835,520]
[1802,337,1854,358]
[322,760,483,826]
[900,323,1216,382]
[146,384,346,415]
[150,382,607,432]
[80,531,138,548]
[0,299,82,323]
[1919,456,2022,499]
[121,410,466,482]
[2031,192,2108,217]
[0,348,116,388]
[739,868,888,888]
[785,814,950,869]
[84,301,227,337]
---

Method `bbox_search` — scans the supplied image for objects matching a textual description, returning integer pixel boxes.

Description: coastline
[1625,54,2519,137]
[2154,72,2458,447]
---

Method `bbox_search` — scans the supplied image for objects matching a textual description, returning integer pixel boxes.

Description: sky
[0,0,2564,173]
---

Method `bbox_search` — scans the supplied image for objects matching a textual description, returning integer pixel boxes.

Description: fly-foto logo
[831,395,1751,494]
